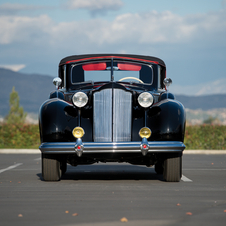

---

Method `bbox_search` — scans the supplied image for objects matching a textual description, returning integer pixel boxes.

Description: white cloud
[0,64,26,72]
[56,9,225,45]
[0,8,226,78]
[171,78,226,96]
[0,9,226,46]
[0,15,52,44]
[196,78,226,96]
[0,3,45,15]
[64,0,123,15]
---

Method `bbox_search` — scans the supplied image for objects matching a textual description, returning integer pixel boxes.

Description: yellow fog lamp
[139,127,151,139]
[72,127,85,138]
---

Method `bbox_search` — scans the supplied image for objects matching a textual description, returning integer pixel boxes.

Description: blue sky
[0,0,226,95]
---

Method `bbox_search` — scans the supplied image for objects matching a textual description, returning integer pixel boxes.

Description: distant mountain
[1,68,226,116]
[176,94,226,110]
[0,68,54,116]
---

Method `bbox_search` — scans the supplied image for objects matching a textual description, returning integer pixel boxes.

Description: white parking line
[0,163,23,174]
[181,174,193,182]
[34,157,41,161]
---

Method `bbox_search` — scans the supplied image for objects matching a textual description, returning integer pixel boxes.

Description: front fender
[147,99,186,142]
[39,98,78,143]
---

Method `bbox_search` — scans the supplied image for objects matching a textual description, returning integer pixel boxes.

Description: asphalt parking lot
[0,151,226,226]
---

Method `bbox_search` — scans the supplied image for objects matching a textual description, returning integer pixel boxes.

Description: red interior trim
[65,56,161,66]
[82,62,106,71]
[118,63,141,71]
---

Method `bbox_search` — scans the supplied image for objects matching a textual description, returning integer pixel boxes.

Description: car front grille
[93,88,132,142]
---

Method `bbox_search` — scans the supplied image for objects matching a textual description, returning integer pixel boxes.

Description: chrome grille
[93,88,132,142]
[93,89,112,142]
[113,89,132,142]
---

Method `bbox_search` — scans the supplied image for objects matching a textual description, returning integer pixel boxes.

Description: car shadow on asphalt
[37,164,164,181]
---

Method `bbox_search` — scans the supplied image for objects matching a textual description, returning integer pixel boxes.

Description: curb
[0,149,226,154]
[184,150,226,155]
[0,149,40,154]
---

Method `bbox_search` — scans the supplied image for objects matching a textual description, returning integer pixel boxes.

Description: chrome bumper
[39,138,185,157]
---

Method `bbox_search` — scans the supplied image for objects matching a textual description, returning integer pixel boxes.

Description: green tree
[203,116,217,125]
[5,87,27,124]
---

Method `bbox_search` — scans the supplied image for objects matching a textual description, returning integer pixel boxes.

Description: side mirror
[53,77,62,90]
[163,78,172,89]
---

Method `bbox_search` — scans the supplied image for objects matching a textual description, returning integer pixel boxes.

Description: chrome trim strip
[39,141,185,154]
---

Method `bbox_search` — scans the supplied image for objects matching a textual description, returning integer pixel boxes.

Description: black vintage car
[39,54,186,182]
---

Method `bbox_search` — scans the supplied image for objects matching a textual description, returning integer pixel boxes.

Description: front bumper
[39,139,185,157]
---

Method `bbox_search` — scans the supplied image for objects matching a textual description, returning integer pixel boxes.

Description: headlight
[72,92,88,108]
[138,92,153,108]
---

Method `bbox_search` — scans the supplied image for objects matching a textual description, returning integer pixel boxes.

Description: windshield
[71,60,153,84]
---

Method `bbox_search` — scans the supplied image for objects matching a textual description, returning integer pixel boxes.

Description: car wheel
[42,153,61,181]
[163,155,182,182]
[155,162,163,174]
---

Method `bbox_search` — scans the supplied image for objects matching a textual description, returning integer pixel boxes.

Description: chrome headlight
[72,92,88,108]
[138,92,154,108]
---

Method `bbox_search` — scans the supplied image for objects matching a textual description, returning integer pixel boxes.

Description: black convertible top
[59,54,166,67]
